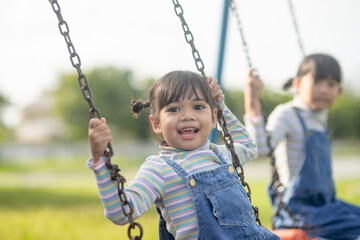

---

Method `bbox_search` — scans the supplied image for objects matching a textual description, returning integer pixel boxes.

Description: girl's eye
[328,81,338,88]
[194,105,205,110]
[168,107,179,112]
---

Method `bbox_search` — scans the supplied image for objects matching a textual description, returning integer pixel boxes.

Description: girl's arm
[244,69,263,118]
[207,76,257,165]
[217,99,257,165]
[87,157,164,225]
[243,69,289,157]
[88,116,164,225]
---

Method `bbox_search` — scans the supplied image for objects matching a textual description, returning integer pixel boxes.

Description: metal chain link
[48,1,143,239]
[287,0,306,56]
[171,0,261,226]
[218,110,262,225]
[171,0,206,77]
[267,135,300,229]
[227,0,253,69]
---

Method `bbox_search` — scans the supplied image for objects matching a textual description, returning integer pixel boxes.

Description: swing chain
[49,1,143,239]
[171,0,206,77]
[227,0,253,69]
[217,109,262,226]
[287,0,306,56]
[267,134,301,228]
[171,0,261,226]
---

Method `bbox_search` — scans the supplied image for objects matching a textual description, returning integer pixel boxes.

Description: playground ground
[0,141,359,240]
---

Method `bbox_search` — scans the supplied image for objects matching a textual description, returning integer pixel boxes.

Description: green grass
[0,187,159,240]
[0,155,359,240]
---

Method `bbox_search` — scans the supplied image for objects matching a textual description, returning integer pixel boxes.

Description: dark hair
[131,70,217,119]
[283,53,342,90]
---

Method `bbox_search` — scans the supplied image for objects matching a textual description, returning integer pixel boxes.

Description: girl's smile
[179,127,199,140]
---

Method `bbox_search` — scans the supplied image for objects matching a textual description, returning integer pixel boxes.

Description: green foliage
[53,67,150,140]
[0,93,10,143]
[52,66,359,141]
[224,88,292,120]
[0,94,8,107]
[328,92,360,139]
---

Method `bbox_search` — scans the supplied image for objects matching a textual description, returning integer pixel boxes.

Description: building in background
[15,94,64,144]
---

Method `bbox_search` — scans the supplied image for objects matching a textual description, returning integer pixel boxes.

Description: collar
[292,96,328,124]
[292,96,327,113]
[159,139,211,158]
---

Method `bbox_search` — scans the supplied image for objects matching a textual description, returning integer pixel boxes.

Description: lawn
[0,153,359,240]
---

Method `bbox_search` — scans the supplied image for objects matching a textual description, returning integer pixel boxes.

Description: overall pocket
[204,179,253,226]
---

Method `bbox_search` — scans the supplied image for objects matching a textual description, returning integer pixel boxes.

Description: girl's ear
[292,77,300,93]
[211,108,218,129]
[149,115,162,135]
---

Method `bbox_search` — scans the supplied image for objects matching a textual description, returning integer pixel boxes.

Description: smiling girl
[88,70,279,239]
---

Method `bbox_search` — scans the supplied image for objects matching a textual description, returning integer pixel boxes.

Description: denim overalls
[270,108,360,240]
[158,151,279,240]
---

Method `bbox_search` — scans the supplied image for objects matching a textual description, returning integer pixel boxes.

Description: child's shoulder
[269,100,298,124]
[138,154,166,174]
[210,142,233,164]
[272,100,297,116]
[144,154,161,164]
[144,154,175,168]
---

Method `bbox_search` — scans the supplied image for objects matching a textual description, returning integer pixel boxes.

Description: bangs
[313,60,341,83]
[155,71,215,111]
[298,54,342,83]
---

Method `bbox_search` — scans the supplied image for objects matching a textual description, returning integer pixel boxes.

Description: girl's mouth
[179,128,199,138]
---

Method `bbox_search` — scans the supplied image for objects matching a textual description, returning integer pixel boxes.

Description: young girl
[88,70,280,239]
[244,53,360,240]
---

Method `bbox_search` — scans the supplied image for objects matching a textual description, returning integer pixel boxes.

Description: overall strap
[162,158,189,183]
[210,144,231,166]
[293,107,307,133]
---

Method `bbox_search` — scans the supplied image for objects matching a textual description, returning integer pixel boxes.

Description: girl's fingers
[90,118,107,129]
[207,76,223,101]
[248,68,258,77]
[207,77,218,88]
[90,118,102,129]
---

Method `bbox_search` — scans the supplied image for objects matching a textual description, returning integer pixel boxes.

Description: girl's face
[293,72,340,110]
[149,88,217,151]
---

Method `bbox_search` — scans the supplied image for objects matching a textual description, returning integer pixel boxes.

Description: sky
[1,0,360,127]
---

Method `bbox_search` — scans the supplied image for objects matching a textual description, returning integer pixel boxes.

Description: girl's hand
[88,117,112,163]
[207,77,224,102]
[244,69,263,117]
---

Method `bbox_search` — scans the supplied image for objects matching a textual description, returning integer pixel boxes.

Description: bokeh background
[0,0,359,239]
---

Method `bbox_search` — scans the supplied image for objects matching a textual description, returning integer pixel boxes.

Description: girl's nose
[180,110,195,121]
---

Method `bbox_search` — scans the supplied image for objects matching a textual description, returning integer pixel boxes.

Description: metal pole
[209,0,229,142]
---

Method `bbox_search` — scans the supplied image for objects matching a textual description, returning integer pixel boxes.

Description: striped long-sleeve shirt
[87,100,257,240]
[244,96,328,186]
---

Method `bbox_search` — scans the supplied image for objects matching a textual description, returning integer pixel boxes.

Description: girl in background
[244,53,360,239]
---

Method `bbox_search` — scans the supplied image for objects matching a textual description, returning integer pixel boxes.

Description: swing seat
[271,229,317,240]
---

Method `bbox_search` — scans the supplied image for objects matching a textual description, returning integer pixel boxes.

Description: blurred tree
[53,67,359,141]
[224,88,292,121]
[0,94,10,142]
[328,92,360,139]
[53,67,151,140]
